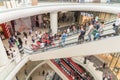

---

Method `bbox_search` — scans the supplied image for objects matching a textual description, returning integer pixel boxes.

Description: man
[114,13,120,35]
[85,23,94,41]
[61,31,67,47]
[78,26,85,44]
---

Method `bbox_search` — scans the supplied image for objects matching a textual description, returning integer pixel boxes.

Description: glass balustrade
[24,20,118,55]
[0,19,114,80]
[0,53,28,80]
[16,61,43,80]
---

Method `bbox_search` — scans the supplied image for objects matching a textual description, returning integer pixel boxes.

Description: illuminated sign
[81,12,94,17]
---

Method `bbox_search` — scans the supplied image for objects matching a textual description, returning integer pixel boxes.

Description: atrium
[0,0,120,80]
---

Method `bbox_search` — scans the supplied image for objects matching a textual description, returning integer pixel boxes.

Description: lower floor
[97,53,120,79]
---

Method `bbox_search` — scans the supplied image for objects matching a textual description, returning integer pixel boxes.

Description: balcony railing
[0,0,120,10]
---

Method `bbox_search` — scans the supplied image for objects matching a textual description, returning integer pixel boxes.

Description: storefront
[0,23,11,39]
[98,53,120,79]
[79,11,116,24]
[79,12,94,24]
[14,17,32,32]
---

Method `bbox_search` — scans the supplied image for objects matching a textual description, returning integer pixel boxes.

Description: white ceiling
[0,3,120,24]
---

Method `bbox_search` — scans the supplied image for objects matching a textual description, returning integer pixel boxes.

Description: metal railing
[24,20,118,55]
[72,58,99,80]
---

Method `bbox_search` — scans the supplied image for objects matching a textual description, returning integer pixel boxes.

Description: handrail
[23,19,116,54]
[0,52,21,73]
[24,25,116,54]
[0,53,28,80]
[25,61,46,80]
[24,19,115,51]
[72,58,99,80]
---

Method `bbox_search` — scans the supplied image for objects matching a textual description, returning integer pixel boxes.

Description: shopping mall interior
[0,0,120,80]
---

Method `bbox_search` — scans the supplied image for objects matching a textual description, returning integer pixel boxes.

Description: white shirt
[40,42,45,48]
[38,34,41,38]
[35,31,38,34]
[115,18,120,26]
[67,28,70,33]
[86,25,94,35]
[24,37,27,41]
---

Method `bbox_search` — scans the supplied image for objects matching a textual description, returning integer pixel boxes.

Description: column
[0,38,9,67]
[50,12,58,35]
[31,0,38,6]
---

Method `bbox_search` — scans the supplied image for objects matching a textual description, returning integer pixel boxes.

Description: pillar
[31,0,38,6]
[50,12,58,35]
[0,38,9,67]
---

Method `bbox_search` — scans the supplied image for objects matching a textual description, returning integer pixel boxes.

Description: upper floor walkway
[0,2,120,23]
[29,34,120,61]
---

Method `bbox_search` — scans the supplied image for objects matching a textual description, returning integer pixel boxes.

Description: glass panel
[24,19,116,55]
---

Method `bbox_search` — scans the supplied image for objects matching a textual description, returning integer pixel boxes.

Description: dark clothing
[23,32,27,38]
[78,30,85,44]
[114,26,119,35]
[18,37,23,48]
[103,62,106,69]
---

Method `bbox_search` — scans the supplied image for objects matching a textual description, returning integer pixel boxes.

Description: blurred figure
[85,23,94,41]
[78,26,85,44]
[113,13,120,35]
[61,30,67,47]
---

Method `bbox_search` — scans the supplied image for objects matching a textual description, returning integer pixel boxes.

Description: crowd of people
[6,16,114,54]
[4,13,120,66]
[103,72,113,80]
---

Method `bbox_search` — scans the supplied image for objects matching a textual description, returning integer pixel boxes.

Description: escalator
[23,20,120,61]
[51,58,94,80]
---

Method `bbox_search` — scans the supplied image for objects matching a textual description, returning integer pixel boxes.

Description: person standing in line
[8,38,13,48]
[31,35,35,43]
[24,69,28,76]
[67,27,70,35]
[38,32,42,41]
[24,36,27,45]
[40,41,45,52]
[85,23,94,41]
[102,72,107,80]
[61,30,67,47]
[29,76,32,80]
[18,37,23,48]
[114,13,120,35]
[9,48,13,58]
[78,26,85,44]
[16,76,19,80]
[103,62,106,69]
[35,30,38,37]
[29,29,32,36]
[98,21,105,36]
[23,32,28,38]
[42,70,45,76]
[15,39,19,49]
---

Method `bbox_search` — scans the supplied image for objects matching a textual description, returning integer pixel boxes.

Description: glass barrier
[24,20,118,55]
[0,53,28,80]
[16,61,42,80]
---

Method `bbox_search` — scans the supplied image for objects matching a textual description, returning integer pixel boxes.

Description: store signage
[81,12,94,17]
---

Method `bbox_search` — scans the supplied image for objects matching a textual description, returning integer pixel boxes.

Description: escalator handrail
[23,21,116,54]
[24,29,115,54]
